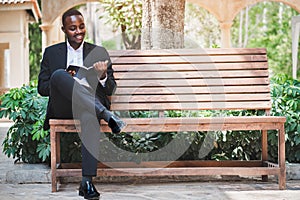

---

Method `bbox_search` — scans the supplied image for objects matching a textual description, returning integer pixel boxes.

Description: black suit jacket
[38,42,116,130]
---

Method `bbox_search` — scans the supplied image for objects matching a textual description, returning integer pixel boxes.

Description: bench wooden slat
[116,78,270,87]
[109,116,286,124]
[99,116,286,132]
[96,167,279,177]
[50,116,286,126]
[113,62,268,72]
[115,86,271,95]
[50,119,80,125]
[111,93,271,103]
[61,160,266,169]
[111,55,267,64]
[51,122,281,138]
[114,70,269,79]
[55,166,280,177]
[101,123,284,133]
[110,101,272,111]
[56,167,279,177]
[50,115,286,133]
[108,48,267,57]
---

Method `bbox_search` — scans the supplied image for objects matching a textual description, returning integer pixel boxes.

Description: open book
[66,65,94,73]
[66,65,95,78]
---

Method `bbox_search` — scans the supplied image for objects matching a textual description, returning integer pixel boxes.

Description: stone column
[142,0,186,49]
[219,21,233,48]
[292,16,300,79]
[0,44,7,87]
[40,24,53,50]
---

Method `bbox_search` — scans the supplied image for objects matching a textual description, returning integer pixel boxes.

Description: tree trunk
[142,0,185,49]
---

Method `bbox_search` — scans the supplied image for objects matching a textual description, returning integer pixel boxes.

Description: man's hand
[67,69,76,77]
[93,60,108,80]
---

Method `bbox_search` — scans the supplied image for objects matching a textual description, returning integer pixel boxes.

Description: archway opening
[184,2,220,48]
[231,1,299,76]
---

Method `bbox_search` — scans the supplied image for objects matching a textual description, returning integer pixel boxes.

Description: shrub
[269,74,300,163]
[0,81,49,163]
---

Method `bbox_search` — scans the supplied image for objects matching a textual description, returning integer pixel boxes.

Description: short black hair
[62,9,83,26]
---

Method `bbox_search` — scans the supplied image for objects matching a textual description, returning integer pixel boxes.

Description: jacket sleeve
[102,59,117,96]
[37,48,51,96]
[95,49,117,97]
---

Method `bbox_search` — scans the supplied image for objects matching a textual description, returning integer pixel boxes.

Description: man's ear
[61,26,65,33]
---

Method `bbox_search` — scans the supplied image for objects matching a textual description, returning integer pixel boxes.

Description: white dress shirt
[66,41,107,87]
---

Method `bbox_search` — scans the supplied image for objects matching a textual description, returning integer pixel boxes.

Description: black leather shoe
[108,115,126,134]
[79,181,100,199]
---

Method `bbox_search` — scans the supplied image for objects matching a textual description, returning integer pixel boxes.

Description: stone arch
[184,3,220,48]
[40,0,100,48]
[41,0,300,48]
[42,0,101,25]
[230,0,300,21]
[187,0,300,23]
[186,0,300,47]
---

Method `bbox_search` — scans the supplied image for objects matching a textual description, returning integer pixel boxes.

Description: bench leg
[278,124,286,190]
[261,130,268,182]
[56,132,61,169]
[50,126,58,192]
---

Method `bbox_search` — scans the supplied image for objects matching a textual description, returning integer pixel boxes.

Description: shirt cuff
[98,74,108,87]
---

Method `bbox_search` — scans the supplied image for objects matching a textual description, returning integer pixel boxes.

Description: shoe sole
[79,191,100,199]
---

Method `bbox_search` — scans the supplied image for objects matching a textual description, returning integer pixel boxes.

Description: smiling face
[61,14,86,50]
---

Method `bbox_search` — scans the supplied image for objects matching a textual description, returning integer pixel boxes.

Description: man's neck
[67,40,84,50]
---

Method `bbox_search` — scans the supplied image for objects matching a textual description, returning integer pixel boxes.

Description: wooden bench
[50,48,286,192]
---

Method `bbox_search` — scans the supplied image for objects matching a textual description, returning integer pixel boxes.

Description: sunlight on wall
[4,49,10,87]
[0,43,9,88]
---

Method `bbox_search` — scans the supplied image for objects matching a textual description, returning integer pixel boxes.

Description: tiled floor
[0,180,300,200]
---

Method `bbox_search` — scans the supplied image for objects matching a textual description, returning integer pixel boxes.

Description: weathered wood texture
[50,48,286,192]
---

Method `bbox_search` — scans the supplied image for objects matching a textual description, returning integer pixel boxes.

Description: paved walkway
[1,123,300,200]
[1,180,300,200]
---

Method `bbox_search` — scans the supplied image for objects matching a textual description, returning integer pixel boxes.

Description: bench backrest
[108,48,271,114]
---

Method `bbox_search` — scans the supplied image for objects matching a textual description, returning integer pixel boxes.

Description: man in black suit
[38,9,125,199]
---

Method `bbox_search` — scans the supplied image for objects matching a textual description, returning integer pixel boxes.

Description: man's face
[62,15,86,49]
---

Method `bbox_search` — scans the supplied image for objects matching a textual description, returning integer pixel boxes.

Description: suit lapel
[83,42,92,66]
[58,43,67,69]
[82,42,99,87]
[83,43,92,58]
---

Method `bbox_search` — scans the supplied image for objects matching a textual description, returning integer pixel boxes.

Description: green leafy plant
[0,81,49,163]
[29,21,42,80]
[231,2,299,76]
[211,74,300,163]
[269,74,300,163]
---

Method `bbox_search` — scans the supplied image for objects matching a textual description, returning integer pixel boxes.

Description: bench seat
[51,116,286,132]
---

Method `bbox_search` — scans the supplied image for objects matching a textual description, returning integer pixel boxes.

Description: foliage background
[29,0,42,80]
[185,2,299,76]
[0,81,49,163]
